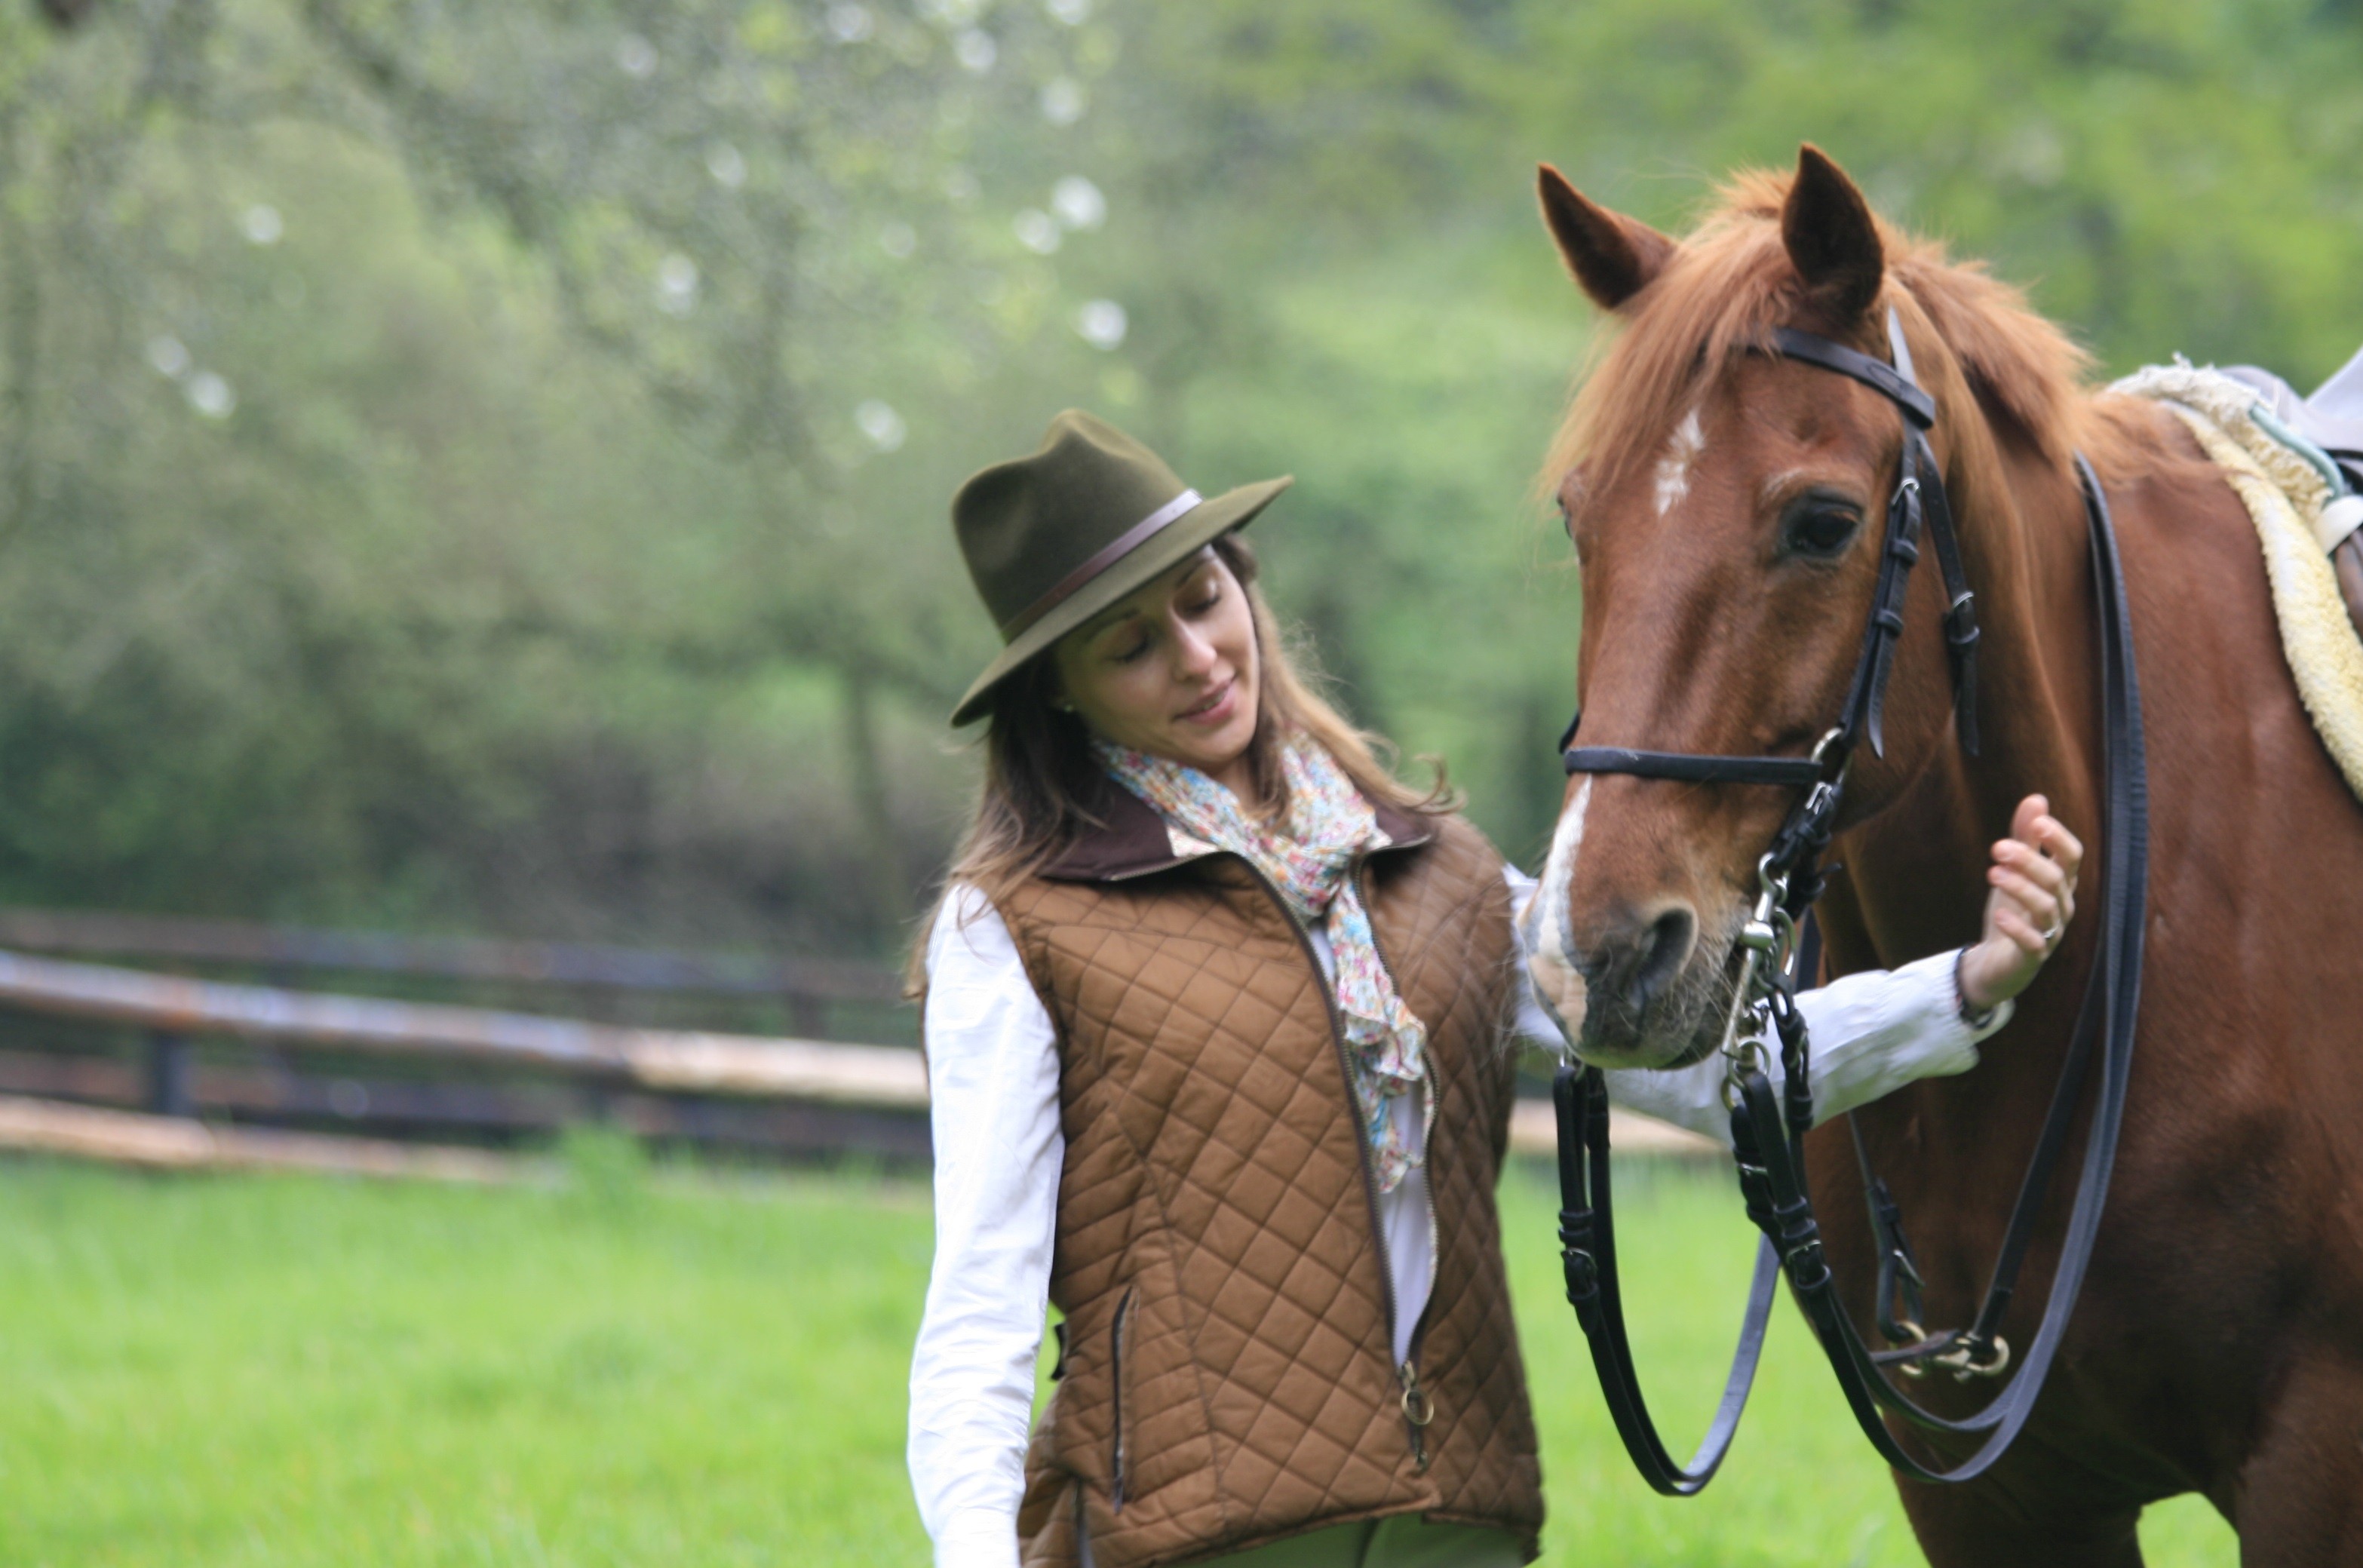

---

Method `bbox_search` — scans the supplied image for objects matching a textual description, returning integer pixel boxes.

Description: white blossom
[146,335,191,379]
[856,400,907,453]
[1076,299,1127,351]
[1051,176,1105,231]
[1013,210,1060,255]
[615,33,658,78]
[186,372,236,419]
[954,29,997,72]
[1040,77,1085,125]
[656,253,700,316]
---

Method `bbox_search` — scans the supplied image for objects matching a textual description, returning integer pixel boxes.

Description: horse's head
[1527,146,1982,1068]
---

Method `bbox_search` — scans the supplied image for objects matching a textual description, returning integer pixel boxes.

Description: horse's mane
[1544,167,2168,508]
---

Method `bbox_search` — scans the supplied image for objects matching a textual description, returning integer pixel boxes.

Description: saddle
[2220,343,2363,631]
[2113,351,2363,805]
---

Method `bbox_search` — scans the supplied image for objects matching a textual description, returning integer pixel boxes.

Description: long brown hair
[906,532,1446,993]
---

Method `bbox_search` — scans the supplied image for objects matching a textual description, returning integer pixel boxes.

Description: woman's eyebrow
[1078,603,1146,641]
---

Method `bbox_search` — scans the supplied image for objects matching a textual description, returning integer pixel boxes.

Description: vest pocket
[1109,1286,1137,1511]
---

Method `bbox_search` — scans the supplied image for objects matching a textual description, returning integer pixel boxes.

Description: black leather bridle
[1547,308,2149,1490]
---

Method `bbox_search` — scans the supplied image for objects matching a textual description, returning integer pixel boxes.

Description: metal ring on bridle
[1889,1318,1931,1379]
[1930,1333,2012,1382]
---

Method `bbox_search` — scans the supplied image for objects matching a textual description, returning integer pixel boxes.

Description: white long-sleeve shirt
[909,865,2007,1568]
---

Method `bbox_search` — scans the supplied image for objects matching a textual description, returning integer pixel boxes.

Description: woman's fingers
[1987,864,2063,932]
[1993,837,2066,891]
[1991,839,2067,936]
[2033,816,2081,925]
[2034,815,2085,878]
[1963,796,2085,1011]
[1998,796,2085,934]
[1990,904,2049,955]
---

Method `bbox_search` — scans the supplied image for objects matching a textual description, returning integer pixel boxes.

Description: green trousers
[1190,1517,1527,1568]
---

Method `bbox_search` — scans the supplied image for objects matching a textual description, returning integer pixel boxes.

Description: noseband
[1545,308,2149,1492]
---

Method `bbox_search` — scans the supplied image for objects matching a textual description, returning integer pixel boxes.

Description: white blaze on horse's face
[1524,777,1593,1041]
[1652,409,1705,517]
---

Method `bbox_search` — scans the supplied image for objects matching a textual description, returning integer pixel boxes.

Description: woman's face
[1054,546,1260,786]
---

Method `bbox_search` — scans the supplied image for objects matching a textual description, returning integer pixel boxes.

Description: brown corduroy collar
[1040,770,1435,884]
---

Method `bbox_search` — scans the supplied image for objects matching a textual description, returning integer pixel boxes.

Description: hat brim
[950,475,1292,726]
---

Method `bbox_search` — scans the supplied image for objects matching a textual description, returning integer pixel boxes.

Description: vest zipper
[1357,860,1441,1474]
[1235,852,1435,1474]
[1109,1286,1135,1510]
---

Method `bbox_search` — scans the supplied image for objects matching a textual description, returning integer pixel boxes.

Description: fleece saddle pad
[2111,361,2363,805]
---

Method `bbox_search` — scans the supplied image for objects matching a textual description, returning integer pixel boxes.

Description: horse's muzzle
[1530,896,1729,1069]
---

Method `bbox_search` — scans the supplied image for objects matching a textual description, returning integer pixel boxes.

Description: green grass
[0,1148,2236,1566]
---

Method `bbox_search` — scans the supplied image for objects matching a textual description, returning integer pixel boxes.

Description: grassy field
[0,1143,2236,1566]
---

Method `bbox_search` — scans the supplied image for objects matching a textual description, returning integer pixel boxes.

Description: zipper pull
[1398,1361,1434,1472]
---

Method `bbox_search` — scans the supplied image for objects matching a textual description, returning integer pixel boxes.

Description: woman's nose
[1170,618,1220,677]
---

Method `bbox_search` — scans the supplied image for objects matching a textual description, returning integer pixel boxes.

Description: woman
[907,412,2079,1568]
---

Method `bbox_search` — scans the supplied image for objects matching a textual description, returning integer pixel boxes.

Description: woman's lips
[1177,679,1237,728]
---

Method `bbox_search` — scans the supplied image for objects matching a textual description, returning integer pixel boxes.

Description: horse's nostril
[1629,904,1697,1011]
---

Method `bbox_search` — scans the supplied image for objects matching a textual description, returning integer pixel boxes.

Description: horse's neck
[1842,425,2107,974]
[1963,434,2109,841]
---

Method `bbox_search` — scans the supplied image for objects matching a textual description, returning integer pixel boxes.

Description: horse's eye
[1781,499,1861,559]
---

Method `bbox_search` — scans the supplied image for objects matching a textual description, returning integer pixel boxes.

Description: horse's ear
[1537,164,1673,313]
[1781,144,1883,323]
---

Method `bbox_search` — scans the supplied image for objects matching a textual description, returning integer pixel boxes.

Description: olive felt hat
[948,410,1291,726]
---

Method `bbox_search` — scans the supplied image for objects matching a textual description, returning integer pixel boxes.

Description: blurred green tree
[0,0,2355,956]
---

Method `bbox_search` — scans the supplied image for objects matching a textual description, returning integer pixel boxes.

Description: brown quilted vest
[997,779,1544,1568]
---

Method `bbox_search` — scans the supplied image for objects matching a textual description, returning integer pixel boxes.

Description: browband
[1769,327,1935,430]
[1560,747,1825,788]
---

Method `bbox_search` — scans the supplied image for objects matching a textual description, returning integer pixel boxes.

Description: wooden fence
[0,910,1714,1180]
[0,907,903,1036]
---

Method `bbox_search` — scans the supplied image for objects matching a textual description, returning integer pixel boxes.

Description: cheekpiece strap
[1778,310,1981,759]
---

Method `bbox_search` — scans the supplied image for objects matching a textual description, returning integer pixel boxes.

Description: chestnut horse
[1524,145,2363,1565]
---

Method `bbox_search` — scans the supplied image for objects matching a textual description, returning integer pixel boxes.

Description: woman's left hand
[1956,793,2084,1014]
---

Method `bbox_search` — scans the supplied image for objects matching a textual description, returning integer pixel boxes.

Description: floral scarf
[1093,732,1430,1193]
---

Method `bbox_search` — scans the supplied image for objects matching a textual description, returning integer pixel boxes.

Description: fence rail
[0,917,1717,1175]
[0,907,903,1005]
[0,947,927,1104]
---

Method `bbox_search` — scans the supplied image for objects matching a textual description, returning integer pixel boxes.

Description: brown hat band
[996,488,1204,641]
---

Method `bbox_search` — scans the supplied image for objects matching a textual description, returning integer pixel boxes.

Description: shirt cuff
[1802,947,1993,1120]
[1949,947,2015,1044]
[935,1509,1021,1568]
